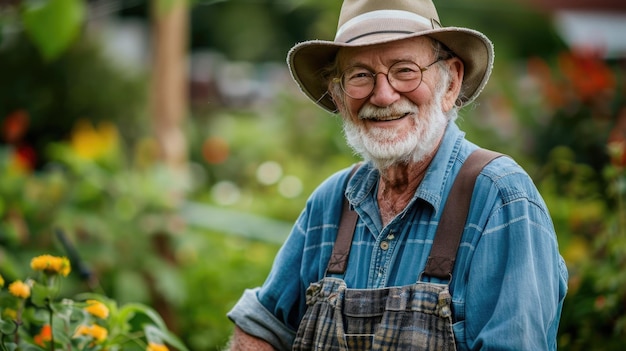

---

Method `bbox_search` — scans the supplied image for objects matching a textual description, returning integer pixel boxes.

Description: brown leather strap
[423,149,504,279]
[326,164,361,274]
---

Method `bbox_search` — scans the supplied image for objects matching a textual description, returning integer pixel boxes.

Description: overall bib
[293,149,502,351]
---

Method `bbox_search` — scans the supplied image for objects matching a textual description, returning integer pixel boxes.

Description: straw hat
[287,0,494,113]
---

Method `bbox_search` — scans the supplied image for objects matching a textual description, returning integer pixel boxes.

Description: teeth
[364,112,408,121]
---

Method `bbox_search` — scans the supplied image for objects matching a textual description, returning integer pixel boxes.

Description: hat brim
[287,27,494,113]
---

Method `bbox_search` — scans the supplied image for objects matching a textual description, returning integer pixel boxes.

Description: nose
[369,72,400,107]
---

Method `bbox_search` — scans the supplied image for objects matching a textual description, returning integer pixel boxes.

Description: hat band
[335,9,433,41]
[345,30,414,43]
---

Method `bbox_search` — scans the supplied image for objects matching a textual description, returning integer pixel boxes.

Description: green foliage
[2,0,626,349]
[517,51,626,349]
[191,0,329,61]
[21,0,86,61]
[0,255,187,351]
[542,150,626,350]
[186,94,358,222]
[0,34,148,169]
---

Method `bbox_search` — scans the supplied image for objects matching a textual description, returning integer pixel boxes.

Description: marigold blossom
[147,342,170,351]
[31,255,71,277]
[71,119,119,160]
[34,324,53,346]
[84,299,110,319]
[8,280,31,299]
[74,324,108,343]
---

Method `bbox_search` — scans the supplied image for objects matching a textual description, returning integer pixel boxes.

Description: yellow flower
[84,300,109,319]
[147,342,169,351]
[0,274,4,287]
[2,308,17,320]
[8,280,30,299]
[70,119,119,160]
[89,324,108,343]
[74,325,89,337]
[31,255,71,277]
[74,324,108,343]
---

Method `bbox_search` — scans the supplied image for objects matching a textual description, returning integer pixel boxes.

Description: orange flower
[31,255,71,277]
[202,136,230,164]
[34,324,53,346]
[8,280,31,299]
[147,342,170,351]
[84,300,109,319]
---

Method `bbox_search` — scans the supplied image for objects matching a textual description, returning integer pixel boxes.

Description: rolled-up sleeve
[227,288,296,350]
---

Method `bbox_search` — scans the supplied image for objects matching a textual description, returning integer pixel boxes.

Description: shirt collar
[416,122,465,213]
[346,122,466,213]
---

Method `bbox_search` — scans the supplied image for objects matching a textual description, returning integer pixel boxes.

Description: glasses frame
[333,58,443,100]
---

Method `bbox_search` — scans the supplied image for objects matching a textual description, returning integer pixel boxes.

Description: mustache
[357,100,419,120]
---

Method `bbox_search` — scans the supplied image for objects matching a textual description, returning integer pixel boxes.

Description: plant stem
[47,298,55,351]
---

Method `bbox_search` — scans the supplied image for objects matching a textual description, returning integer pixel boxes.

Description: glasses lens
[341,67,374,99]
[388,61,422,93]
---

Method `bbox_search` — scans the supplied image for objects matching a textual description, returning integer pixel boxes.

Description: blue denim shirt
[228,122,568,351]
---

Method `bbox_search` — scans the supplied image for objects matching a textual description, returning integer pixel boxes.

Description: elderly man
[227,0,568,350]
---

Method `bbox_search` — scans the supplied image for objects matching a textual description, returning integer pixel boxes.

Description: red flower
[558,49,615,103]
[1,109,29,143]
[607,108,626,168]
[11,144,37,172]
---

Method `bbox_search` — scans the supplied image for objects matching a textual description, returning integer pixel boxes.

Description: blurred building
[530,0,626,58]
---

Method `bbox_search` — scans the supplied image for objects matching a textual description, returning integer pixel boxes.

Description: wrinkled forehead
[336,36,437,68]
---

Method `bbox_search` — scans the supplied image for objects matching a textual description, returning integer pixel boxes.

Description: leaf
[21,0,85,61]
[117,303,167,331]
[144,325,190,351]
[30,282,57,307]
[0,318,18,334]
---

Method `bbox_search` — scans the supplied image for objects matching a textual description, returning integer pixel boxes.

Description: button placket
[370,229,399,287]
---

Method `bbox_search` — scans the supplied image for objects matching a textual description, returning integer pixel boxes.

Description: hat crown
[337,0,440,32]
[334,0,442,44]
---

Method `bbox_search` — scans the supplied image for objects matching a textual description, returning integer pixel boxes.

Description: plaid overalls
[293,149,502,351]
[293,277,456,350]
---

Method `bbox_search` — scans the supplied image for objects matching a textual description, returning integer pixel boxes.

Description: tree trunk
[151,0,189,175]
[148,0,189,336]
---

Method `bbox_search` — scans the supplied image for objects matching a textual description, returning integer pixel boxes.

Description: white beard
[342,93,449,170]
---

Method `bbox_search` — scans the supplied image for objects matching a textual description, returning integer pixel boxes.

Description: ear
[441,57,464,112]
[328,81,347,115]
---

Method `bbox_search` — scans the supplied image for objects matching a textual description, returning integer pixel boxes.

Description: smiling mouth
[361,112,411,122]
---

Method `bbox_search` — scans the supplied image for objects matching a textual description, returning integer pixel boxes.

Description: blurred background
[0,0,625,349]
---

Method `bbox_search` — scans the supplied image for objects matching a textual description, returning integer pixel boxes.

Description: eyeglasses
[333,59,442,100]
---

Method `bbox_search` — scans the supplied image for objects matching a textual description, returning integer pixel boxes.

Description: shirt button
[380,241,389,250]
